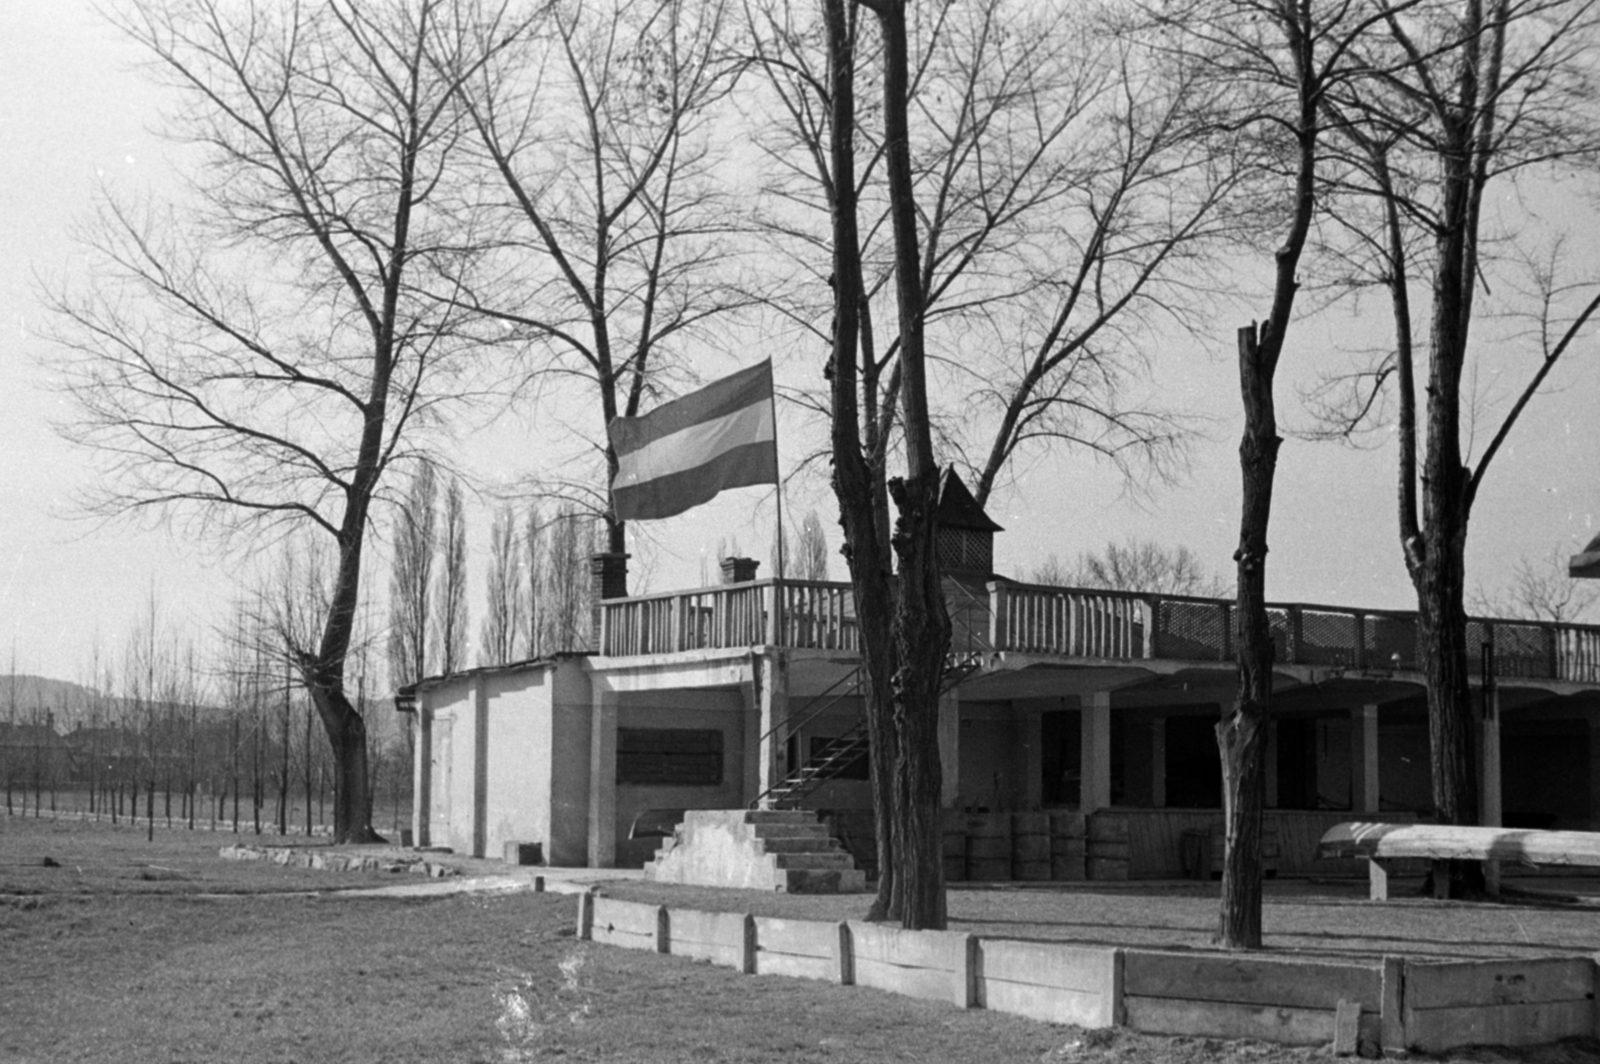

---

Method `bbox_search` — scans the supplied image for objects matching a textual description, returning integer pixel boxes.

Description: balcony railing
[597,578,1600,685]
[598,579,858,657]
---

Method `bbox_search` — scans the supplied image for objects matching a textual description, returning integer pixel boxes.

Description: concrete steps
[643,809,866,893]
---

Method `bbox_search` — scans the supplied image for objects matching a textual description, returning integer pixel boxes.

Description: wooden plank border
[573,895,1600,1055]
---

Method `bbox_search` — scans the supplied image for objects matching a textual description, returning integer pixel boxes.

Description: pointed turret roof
[936,466,1003,533]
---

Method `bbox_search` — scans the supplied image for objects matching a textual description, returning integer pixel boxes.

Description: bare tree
[388,464,439,689]
[46,1,524,842]
[1307,0,1600,895]
[480,503,526,666]
[1472,545,1600,624]
[812,0,953,930]
[797,509,831,581]
[436,479,470,674]
[749,0,1237,519]
[529,506,596,655]
[454,0,753,574]
[1141,0,1397,947]
[1062,538,1231,598]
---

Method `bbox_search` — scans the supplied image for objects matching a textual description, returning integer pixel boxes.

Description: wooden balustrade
[599,580,857,656]
[597,577,1600,684]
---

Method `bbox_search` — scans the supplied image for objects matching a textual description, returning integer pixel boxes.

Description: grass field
[4,815,1599,1064]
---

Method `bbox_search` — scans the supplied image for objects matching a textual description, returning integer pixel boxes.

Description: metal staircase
[752,650,988,810]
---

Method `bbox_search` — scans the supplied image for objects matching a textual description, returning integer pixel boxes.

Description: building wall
[549,663,594,865]
[427,683,478,856]
[481,668,553,862]
[613,688,747,868]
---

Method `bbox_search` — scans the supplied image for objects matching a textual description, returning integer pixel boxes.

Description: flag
[608,360,779,521]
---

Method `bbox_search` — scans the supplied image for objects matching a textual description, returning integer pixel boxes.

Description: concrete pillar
[741,672,761,808]
[1479,689,1502,827]
[473,676,490,857]
[755,651,789,805]
[1590,720,1600,832]
[1264,719,1279,809]
[1350,704,1380,814]
[1150,717,1166,808]
[414,706,432,847]
[1480,687,1502,894]
[587,690,618,868]
[1019,706,1043,810]
[938,687,961,808]
[1081,691,1112,813]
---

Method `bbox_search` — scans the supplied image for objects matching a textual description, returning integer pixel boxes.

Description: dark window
[617,728,723,786]
[806,735,870,780]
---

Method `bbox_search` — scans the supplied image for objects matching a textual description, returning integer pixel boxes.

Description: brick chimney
[589,552,630,651]
[720,556,759,584]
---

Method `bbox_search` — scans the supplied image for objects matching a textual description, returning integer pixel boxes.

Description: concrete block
[1333,999,1360,1055]
[847,922,970,1006]
[1122,951,1381,1011]
[503,841,543,866]
[577,891,594,940]
[668,908,751,969]
[590,897,664,951]
[1403,958,1593,1009]
[1404,1001,1596,1052]
[1380,955,1405,1052]
[976,940,1120,1028]
[1123,995,1378,1048]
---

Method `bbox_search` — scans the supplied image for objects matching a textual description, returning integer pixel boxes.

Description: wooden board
[590,898,664,952]
[1089,815,1130,841]
[668,909,749,969]
[1049,812,1087,838]
[847,922,971,1006]
[1404,1000,1597,1052]
[752,916,844,984]
[967,857,1012,881]
[1013,812,1050,836]
[968,836,1011,859]
[977,940,1118,993]
[1014,834,1051,861]
[1124,995,1379,1047]
[1123,951,1381,1011]
[1403,958,1594,1010]
[981,980,1113,1028]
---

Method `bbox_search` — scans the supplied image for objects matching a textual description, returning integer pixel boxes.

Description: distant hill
[0,675,103,727]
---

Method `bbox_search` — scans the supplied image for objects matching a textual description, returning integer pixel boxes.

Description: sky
[2,2,1599,689]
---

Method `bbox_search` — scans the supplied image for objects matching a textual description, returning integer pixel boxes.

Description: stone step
[778,867,868,894]
[773,852,857,870]
[758,836,843,854]
[749,822,832,840]
[743,809,821,824]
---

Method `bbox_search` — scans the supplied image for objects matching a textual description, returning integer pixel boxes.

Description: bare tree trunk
[887,473,949,930]
[1218,324,1279,949]
[823,0,899,922]
[876,0,951,932]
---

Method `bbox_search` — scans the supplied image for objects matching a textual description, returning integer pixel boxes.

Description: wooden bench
[1317,822,1600,900]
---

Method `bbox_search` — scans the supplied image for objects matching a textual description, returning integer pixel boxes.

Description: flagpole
[769,365,787,585]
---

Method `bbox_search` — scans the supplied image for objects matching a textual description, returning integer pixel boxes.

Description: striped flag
[608,360,779,521]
